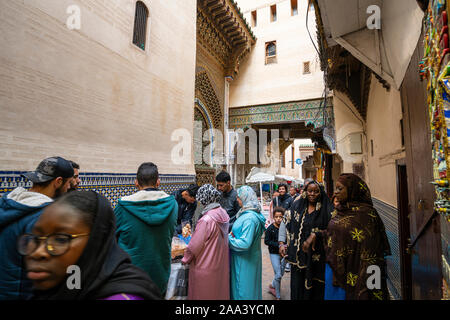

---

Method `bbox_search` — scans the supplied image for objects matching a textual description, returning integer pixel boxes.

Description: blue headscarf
[236,185,261,217]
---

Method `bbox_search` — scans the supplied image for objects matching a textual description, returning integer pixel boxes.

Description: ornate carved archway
[195,70,223,132]
[194,70,222,186]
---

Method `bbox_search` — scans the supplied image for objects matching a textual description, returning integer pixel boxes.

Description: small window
[349,133,363,154]
[291,0,298,16]
[371,140,374,157]
[270,5,277,22]
[281,151,286,168]
[400,119,405,147]
[308,1,315,11]
[267,43,276,56]
[251,10,257,27]
[133,1,149,51]
[265,41,277,64]
[303,61,311,74]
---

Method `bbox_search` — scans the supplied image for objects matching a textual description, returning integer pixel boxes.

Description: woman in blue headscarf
[229,186,266,300]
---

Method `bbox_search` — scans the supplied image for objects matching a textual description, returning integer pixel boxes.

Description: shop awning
[245,167,276,184]
[275,174,297,182]
[317,0,424,89]
[245,172,276,184]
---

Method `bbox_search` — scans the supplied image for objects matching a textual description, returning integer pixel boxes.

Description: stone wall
[0,0,197,175]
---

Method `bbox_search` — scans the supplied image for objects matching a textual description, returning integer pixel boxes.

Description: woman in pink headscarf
[181,184,230,300]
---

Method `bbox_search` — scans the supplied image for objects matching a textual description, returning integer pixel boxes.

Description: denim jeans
[269,254,286,299]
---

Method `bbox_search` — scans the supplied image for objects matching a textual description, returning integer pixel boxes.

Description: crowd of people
[0,156,392,300]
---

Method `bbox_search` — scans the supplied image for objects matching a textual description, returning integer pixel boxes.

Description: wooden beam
[223,19,238,32]
[233,38,247,47]
[206,0,225,11]
[212,7,227,19]
[229,30,241,38]
[217,14,232,25]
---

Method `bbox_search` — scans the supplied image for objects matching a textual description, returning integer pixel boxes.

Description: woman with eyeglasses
[17,191,161,300]
[279,180,332,300]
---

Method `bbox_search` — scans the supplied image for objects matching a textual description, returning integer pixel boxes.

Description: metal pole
[259,181,264,211]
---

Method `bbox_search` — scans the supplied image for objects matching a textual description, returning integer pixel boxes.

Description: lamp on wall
[282,128,290,141]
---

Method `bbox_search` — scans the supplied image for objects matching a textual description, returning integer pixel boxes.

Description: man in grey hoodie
[0,157,74,300]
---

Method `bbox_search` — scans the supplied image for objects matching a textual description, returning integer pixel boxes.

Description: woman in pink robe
[181,184,230,300]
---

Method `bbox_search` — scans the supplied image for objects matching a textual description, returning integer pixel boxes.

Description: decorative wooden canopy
[325,46,372,120]
[197,0,256,78]
[313,0,392,120]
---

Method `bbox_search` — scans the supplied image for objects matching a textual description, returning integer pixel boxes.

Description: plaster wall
[0,0,197,174]
[365,75,404,207]
[230,0,324,107]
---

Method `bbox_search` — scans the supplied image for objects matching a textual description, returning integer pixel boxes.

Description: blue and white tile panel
[0,171,196,208]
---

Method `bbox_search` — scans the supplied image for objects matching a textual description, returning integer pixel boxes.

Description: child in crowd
[264,207,286,300]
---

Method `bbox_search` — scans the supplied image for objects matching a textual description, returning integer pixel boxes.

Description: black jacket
[172,189,197,234]
[219,187,240,232]
[273,194,293,210]
[264,224,280,254]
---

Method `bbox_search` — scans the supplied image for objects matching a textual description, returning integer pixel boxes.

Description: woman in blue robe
[229,186,266,300]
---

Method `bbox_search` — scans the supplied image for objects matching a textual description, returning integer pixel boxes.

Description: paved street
[261,238,291,300]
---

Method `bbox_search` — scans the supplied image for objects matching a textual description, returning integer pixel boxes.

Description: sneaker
[285,263,291,273]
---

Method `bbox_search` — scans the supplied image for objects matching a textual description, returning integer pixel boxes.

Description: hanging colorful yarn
[423,0,450,220]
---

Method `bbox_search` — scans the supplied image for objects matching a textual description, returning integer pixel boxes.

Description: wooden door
[400,32,443,299]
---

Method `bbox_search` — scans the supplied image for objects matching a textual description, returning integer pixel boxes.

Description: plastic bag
[178,234,191,245]
[179,221,192,244]
[171,236,187,259]
[165,263,189,300]
[182,221,192,237]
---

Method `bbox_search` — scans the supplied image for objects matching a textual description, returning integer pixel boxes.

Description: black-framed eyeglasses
[17,233,89,256]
